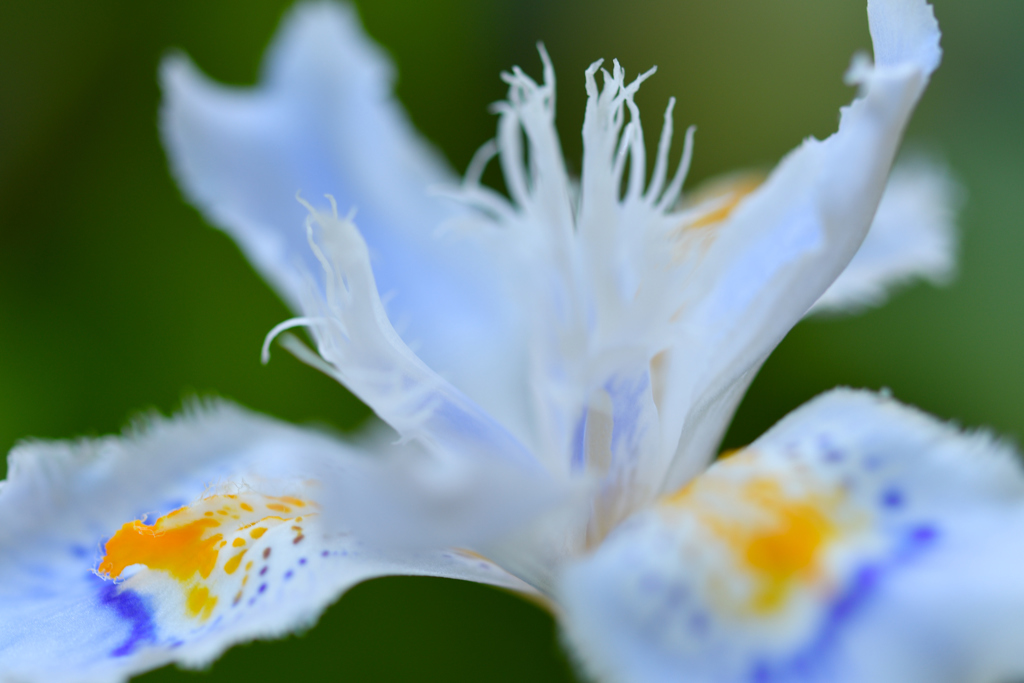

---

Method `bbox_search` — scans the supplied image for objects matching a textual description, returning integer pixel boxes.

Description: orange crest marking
[98,492,316,622]
[663,452,841,614]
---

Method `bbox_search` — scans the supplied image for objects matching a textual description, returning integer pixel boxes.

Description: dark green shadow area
[137,578,577,683]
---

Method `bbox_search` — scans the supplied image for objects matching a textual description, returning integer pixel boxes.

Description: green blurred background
[1,0,1022,681]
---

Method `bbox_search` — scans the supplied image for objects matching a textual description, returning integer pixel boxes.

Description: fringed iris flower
[6,2,1016,682]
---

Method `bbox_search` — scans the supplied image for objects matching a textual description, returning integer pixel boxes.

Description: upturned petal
[0,403,532,683]
[558,389,1024,683]
[679,158,960,317]
[657,0,943,491]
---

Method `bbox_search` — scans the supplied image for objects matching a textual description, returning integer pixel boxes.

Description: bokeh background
[1,0,1022,681]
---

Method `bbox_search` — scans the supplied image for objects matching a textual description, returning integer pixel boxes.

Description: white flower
[6,2,1017,682]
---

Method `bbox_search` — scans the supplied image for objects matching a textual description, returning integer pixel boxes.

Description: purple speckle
[321,550,330,558]
[863,454,884,471]
[908,524,938,546]
[881,488,904,509]
[284,570,294,580]
[70,544,90,559]
[689,612,709,635]
[258,583,267,594]
[259,566,268,576]
[248,597,257,606]
[299,558,307,566]
[478,562,491,570]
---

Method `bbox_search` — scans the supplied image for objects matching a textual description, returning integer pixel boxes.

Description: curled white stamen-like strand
[430,139,514,226]
[656,124,696,213]
[623,94,648,202]
[646,98,677,204]
[498,46,573,231]
[261,316,327,364]
[463,139,499,188]
[612,122,635,194]
[276,331,346,381]
[262,194,355,365]
[433,184,516,227]
[493,103,530,210]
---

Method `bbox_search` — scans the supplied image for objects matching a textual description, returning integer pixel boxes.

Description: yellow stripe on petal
[677,172,764,230]
[669,172,764,265]
[187,585,217,620]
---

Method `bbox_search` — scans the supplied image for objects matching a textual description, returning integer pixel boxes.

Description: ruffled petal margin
[558,389,1024,683]
[0,403,534,683]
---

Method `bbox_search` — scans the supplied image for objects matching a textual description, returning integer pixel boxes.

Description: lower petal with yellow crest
[558,389,1024,683]
[0,402,533,683]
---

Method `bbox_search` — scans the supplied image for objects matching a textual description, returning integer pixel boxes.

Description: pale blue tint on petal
[573,367,660,476]
[540,358,669,558]
[600,368,665,505]
[836,513,1024,683]
[558,389,1024,683]
[659,0,944,492]
[1,569,155,682]
[276,208,563,550]
[325,401,567,550]
[604,371,655,467]
[161,2,532,443]
[868,0,942,72]
[0,404,534,683]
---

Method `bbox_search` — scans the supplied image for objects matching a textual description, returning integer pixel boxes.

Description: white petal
[0,403,534,683]
[558,389,1024,683]
[274,205,563,549]
[161,2,534,447]
[811,157,960,313]
[659,0,943,491]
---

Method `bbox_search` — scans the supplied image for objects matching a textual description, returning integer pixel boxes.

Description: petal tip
[868,0,943,75]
